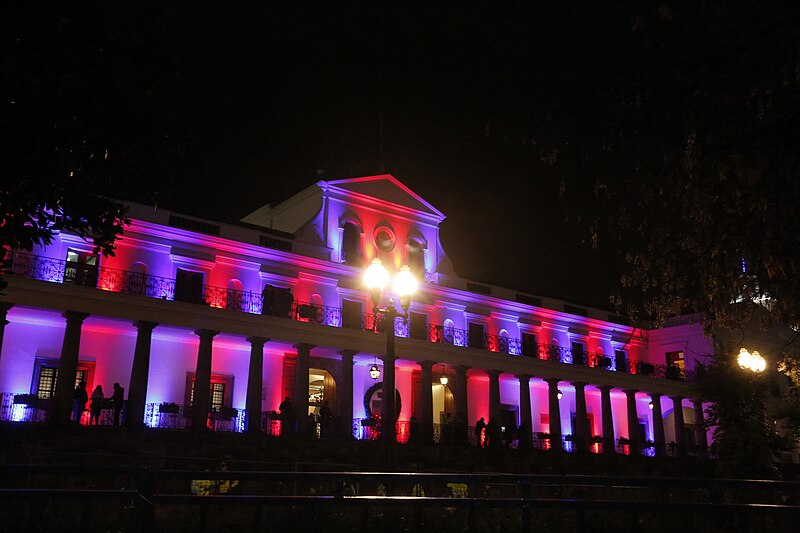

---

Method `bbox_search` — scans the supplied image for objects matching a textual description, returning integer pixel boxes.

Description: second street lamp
[364,259,417,443]
[738,348,767,373]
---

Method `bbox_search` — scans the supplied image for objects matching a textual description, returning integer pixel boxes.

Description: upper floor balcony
[5,251,691,382]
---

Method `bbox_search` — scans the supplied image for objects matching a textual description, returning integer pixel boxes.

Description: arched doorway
[432,382,455,444]
[308,368,337,417]
[432,383,454,423]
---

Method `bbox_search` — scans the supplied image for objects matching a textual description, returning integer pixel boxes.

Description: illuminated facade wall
[0,174,718,454]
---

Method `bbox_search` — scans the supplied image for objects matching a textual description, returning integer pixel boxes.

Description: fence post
[139,468,155,533]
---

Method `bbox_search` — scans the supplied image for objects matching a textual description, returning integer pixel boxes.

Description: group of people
[72,381,125,426]
[474,417,530,449]
[277,397,337,437]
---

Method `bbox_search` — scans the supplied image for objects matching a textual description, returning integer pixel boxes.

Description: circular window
[374,228,395,252]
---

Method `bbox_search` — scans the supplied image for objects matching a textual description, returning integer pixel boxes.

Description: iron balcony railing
[428,324,470,346]
[6,250,685,382]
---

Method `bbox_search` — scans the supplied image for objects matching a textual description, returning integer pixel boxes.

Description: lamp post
[364,258,417,443]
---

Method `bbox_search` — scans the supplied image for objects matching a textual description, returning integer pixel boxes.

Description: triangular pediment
[326,174,445,221]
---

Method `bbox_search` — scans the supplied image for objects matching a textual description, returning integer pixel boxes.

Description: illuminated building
[0,174,722,456]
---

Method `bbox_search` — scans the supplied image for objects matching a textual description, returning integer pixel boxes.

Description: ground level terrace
[0,268,704,458]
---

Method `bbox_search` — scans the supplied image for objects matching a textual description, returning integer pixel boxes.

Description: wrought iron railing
[292,301,342,327]
[361,312,408,337]
[261,411,285,436]
[6,250,688,382]
[143,403,244,432]
[536,343,572,363]
[0,392,127,426]
[627,358,667,379]
[486,333,522,355]
[351,418,410,443]
[428,324,469,346]
[202,285,263,313]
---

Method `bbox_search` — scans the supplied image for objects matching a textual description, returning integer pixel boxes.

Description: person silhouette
[72,381,88,423]
[474,417,487,447]
[112,382,124,426]
[89,385,104,425]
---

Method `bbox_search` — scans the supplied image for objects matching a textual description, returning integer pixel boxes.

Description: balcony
[6,250,680,381]
[0,392,125,425]
[143,403,244,432]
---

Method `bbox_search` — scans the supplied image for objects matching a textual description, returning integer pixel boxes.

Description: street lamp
[364,258,417,443]
[738,348,766,373]
[369,363,381,380]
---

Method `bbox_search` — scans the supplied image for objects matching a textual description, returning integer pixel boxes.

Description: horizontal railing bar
[0,488,144,499]
[148,470,800,490]
[143,494,800,512]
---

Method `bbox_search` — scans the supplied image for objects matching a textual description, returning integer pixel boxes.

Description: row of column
[508,372,704,457]
[410,360,705,457]
[0,305,364,435]
[0,305,706,455]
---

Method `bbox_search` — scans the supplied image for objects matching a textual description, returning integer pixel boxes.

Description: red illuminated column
[418,360,434,443]
[624,389,641,455]
[572,381,589,453]
[127,321,158,430]
[0,303,12,365]
[487,369,502,423]
[293,343,314,435]
[454,365,470,444]
[50,311,89,426]
[693,399,707,452]
[517,374,532,448]
[245,336,269,434]
[339,349,356,439]
[192,329,218,431]
[599,385,616,454]
[546,378,563,451]
[650,393,666,457]
[671,395,687,457]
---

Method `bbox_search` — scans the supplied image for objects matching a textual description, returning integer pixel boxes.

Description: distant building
[0,174,788,456]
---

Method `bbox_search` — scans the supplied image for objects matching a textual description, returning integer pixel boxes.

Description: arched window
[342,223,361,266]
[226,279,243,310]
[443,319,455,345]
[548,339,561,362]
[499,329,510,354]
[407,239,425,279]
[310,294,324,323]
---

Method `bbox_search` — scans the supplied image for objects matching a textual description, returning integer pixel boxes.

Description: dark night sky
[13,3,787,310]
[149,5,626,308]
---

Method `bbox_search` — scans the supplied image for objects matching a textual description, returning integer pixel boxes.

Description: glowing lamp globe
[750,351,766,372]
[738,348,766,373]
[364,258,389,291]
[439,375,448,386]
[392,265,417,297]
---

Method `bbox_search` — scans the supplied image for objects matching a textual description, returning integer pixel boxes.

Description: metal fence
[1,465,798,533]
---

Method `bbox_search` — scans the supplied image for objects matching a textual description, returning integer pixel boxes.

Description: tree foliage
[477,3,800,331]
[597,3,800,332]
[0,3,183,289]
[696,353,788,479]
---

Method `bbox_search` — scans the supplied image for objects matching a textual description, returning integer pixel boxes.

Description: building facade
[0,175,726,456]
